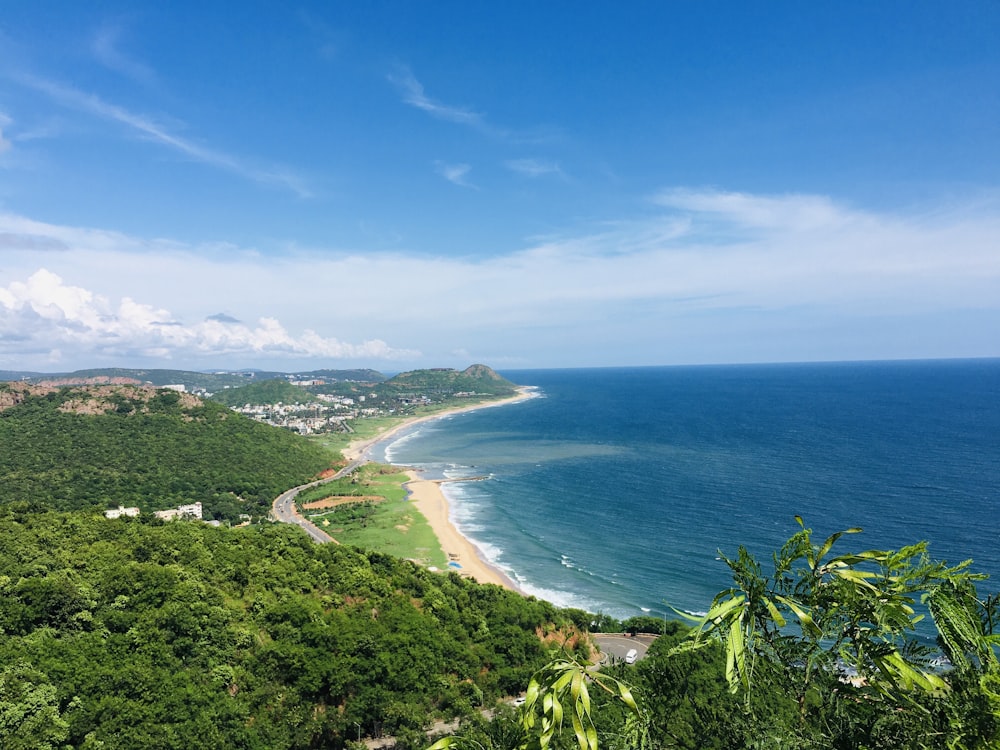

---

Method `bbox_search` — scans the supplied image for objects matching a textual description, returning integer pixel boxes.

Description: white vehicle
[625,648,638,664]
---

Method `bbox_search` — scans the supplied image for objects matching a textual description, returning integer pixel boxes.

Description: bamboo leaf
[706,595,746,623]
[775,595,822,639]
[570,711,588,750]
[617,682,639,714]
[814,527,863,568]
[764,596,786,627]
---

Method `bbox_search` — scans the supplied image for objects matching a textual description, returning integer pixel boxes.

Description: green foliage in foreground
[0,384,334,519]
[437,522,1000,750]
[0,510,584,749]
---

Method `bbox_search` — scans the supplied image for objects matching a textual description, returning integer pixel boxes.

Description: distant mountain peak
[462,364,504,381]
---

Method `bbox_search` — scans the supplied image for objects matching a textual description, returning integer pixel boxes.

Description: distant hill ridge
[0,366,386,391]
[386,364,515,395]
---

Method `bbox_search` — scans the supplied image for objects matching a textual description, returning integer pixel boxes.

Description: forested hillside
[385,365,517,397]
[0,511,580,749]
[0,383,333,520]
[209,378,315,407]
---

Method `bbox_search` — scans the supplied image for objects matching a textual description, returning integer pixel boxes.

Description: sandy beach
[343,387,536,591]
[404,471,518,590]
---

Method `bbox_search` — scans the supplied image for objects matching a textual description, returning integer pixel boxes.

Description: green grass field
[300,464,448,568]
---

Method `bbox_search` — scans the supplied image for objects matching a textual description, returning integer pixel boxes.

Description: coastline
[343,387,537,462]
[404,471,520,591]
[343,387,537,592]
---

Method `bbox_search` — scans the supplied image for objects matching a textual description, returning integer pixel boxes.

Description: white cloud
[654,188,845,231]
[505,158,563,178]
[0,269,419,367]
[0,187,997,369]
[92,23,156,84]
[434,161,476,188]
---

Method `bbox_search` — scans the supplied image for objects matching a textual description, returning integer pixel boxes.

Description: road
[271,455,369,544]
[592,633,658,665]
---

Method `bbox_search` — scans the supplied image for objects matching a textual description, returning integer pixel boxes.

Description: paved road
[592,633,658,665]
[271,455,369,544]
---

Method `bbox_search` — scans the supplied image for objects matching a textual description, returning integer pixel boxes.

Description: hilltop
[385,364,517,396]
[0,381,334,520]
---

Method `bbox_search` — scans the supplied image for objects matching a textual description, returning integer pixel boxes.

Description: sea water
[370,360,1000,623]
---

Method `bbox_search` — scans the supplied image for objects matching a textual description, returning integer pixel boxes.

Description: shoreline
[342,386,537,462]
[404,471,521,591]
[343,387,537,592]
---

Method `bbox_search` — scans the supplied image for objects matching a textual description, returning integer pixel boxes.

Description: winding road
[271,454,369,544]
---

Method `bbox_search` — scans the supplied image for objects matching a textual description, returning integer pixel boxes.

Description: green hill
[0,383,334,520]
[0,510,581,749]
[385,364,517,397]
[209,378,315,407]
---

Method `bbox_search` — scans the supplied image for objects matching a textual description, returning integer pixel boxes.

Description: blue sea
[371,360,1000,624]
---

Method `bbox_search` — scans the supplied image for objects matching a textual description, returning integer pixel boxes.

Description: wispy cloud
[385,66,556,144]
[505,158,564,179]
[92,22,156,84]
[16,74,311,197]
[0,112,11,154]
[434,161,476,188]
[1,188,997,368]
[296,9,341,61]
[387,67,483,126]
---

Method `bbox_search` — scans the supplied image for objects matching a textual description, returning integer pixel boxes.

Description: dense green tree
[0,384,334,519]
[0,661,72,750]
[0,509,575,749]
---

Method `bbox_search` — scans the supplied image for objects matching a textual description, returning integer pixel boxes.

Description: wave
[382,427,426,464]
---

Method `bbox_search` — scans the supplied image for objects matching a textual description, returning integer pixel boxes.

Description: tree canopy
[0,510,585,749]
[0,383,334,519]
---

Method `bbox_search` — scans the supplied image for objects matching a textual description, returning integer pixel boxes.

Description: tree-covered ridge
[209,378,316,408]
[2,367,387,390]
[0,510,580,749]
[386,365,517,397]
[0,384,334,520]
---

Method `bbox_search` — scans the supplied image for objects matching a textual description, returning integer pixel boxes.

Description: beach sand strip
[404,471,518,591]
[340,388,536,592]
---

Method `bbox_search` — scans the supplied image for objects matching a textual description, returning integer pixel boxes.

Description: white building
[154,501,203,521]
[104,506,140,519]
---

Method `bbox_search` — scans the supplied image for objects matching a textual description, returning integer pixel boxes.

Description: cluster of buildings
[104,501,229,526]
[231,394,359,435]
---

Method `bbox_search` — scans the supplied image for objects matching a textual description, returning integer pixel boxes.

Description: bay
[371,360,1000,624]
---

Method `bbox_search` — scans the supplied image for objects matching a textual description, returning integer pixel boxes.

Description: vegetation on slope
[386,365,517,397]
[209,378,315,407]
[0,383,334,520]
[0,510,582,749]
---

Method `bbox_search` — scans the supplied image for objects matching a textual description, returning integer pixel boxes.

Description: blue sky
[1,2,998,372]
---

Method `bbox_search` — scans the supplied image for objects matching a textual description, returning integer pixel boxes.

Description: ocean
[371,360,1000,625]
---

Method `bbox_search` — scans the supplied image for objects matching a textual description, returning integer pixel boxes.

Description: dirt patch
[302,495,384,510]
